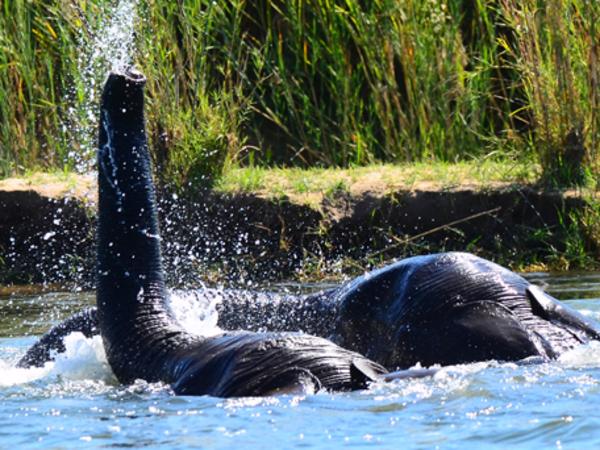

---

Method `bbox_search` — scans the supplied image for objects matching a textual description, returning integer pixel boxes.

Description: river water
[1,273,600,449]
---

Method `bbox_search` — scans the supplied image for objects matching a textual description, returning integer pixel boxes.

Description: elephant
[91,69,388,396]
[18,71,600,389]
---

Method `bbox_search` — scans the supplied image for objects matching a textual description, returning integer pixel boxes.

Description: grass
[0,157,541,206]
[0,1,113,175]
[1,1,599,280]
[0,169,95,199]
[216,158,541,201]
[0,0,598,190]
[500,0,600,187]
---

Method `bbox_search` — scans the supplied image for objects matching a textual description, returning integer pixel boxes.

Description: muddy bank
[0,183,597,287]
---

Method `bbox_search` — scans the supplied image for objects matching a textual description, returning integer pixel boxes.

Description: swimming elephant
[19,252,600,371]
[92,69,390,396]
[329,252,600,368]
[18,70,600,379]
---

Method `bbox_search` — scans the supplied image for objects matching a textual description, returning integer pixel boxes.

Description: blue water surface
[1,274,600,449]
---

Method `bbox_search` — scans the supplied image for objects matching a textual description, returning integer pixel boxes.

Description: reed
[0,0,111,176]
[0,0,598,188]
[134,0,516,174]
[500,0,600,187]
[137,0,245,189]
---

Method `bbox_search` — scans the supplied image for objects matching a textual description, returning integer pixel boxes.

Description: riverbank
[0,167,598,287]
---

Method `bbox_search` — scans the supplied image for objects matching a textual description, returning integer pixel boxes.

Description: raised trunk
[96,71,189,384]
[94,71,386,395]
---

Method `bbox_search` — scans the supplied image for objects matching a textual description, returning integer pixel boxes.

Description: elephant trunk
[96,70,190,384]
[94,70,387,396]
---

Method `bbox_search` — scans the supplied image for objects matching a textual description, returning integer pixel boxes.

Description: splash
[168,289,223,337]
[0,360,50,388]
[90,0,140,74]
[0,287,224,390]
[64,0,140,173]
[50,332,115,382]
[558,340,600,367]
[0,286,226,388]
[0,333,114,388]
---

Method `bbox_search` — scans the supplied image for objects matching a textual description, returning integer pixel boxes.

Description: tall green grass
[138,0,511,168]
[0,0,111,176]
[500,0,600,187]
[1,0,599,188]
[137,0,246,189]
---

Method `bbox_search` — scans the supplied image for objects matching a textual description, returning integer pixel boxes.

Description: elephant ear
[526,285,600,341]
[393,299,544,368]
[443,300,545,359]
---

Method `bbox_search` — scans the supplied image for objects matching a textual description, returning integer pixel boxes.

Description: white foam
[0,333,115,388]
[168,289,223,337]
[50,332,115,383]
[558,340,600,367]
[576,308,600,322]
[1,287,224,390]
[0,360,52,387]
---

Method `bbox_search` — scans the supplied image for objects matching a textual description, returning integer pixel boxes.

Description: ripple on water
[1,279,600,448]
[2,344,600,448]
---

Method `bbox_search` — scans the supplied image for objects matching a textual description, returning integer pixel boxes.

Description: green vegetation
[0,158,539,200]
[1,0,599,189]
[0,1,83,173]
[500,0,600,187]
[216,160,539,201]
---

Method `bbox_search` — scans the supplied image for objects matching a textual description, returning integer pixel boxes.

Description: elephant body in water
[20,251,600,371]
[80,70,387,396]
[18,71,600,390]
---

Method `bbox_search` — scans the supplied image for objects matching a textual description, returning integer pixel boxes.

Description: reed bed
[0,0,598,189]
[0,0,111,174]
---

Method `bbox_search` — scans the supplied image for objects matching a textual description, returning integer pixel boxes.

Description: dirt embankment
[0,176,597,287]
